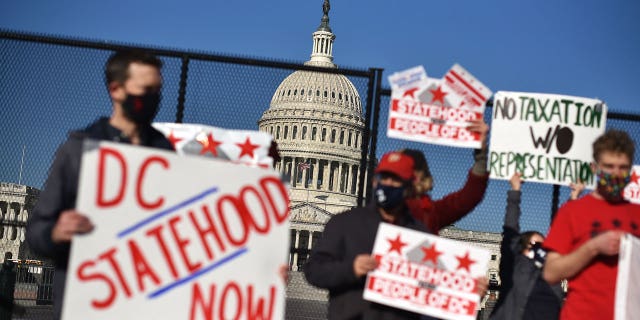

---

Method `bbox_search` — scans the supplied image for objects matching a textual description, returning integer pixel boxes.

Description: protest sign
[624,165,640,204]
[153,122,274,168]
[386,64,491,149]
[615,234,640,320]
[62,141,289,320]
[489,91,607,186]
[363,223,490,320]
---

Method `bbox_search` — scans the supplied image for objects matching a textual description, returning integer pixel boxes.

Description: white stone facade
[0,182,39,262]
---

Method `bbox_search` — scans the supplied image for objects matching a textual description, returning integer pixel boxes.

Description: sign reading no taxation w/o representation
[386,64,492,149]
[364,223,490,320]
[489,91,607,186]
[63,141,289,320]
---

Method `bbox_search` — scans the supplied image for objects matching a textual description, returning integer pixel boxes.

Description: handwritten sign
[615,234,640,320]
[153,122,274,168]
[489,91,607,186]
[363,223,490,320]
[624,165,640,204]
[386,64,491,149]
[62,141,289,320]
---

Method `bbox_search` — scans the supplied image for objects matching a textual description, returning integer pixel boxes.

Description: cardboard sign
[615,234,640,320]
[386,65,491,149]
[62,141,289,320]
[489,91,607,186]
[363,223,490,320]
[153,122,274,168]
[624,165,640,204]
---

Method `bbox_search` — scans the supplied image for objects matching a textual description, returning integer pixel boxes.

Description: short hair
[592,129,635,163]
[400,148,431,177]
[105,50,163,86]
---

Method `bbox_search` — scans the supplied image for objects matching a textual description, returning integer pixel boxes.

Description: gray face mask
[375,184,406,210]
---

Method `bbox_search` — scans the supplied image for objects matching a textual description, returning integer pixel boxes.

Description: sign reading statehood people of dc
[489,91,607,186]
[624,165,640,204]
[363,223,490,320]
[386,64,492,149]
[153,122,274,169]
[62,141,289,320]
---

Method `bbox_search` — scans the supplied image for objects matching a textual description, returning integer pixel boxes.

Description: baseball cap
[375,151,415,181]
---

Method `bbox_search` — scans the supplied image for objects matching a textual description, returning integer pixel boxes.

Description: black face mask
[375,184,406,210]
[122,91,161,125]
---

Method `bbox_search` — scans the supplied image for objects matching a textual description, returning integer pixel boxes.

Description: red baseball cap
[375,151,415,182]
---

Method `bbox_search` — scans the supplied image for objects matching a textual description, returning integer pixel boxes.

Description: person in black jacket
[304,151,426,320]
[26,50,173,320]
[490,173,583,320]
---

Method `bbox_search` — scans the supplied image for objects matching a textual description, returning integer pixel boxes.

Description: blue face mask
[375,184,406,210]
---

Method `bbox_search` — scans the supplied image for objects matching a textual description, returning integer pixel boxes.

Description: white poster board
[363,223,490,320]
[153,122,274,168]
[386,64,491,149]
[615,234,640,320]
[62,141,289,320]
[489,91,607,186]
[624,165,640,204]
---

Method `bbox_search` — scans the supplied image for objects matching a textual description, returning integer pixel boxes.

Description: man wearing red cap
[304,151,426,319]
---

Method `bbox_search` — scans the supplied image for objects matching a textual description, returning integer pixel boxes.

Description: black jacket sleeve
[304,215,359,290]
[497,190,522,298]
[26,139,81,264]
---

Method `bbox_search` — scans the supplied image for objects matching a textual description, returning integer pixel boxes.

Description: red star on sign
[197,133,222,156]
[403,87,419,98]
[421,243,442,265]
[631,170,639,185]
[429,86,448,104]
[167,131,183,149]
[455,251,476,273]
[236,137,260,159]
[387,234,408,255]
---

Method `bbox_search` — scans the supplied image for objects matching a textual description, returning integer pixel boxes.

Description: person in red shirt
[543,129,640,320]
[402,119,490,233]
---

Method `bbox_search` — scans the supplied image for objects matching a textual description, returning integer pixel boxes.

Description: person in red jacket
[402,119,490,233]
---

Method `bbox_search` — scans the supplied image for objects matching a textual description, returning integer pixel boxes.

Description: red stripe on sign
[449,70,486,102]
[391,99,400,112]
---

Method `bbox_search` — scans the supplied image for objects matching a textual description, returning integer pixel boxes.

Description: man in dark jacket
[304,151,426,320]
[26,50,173,319]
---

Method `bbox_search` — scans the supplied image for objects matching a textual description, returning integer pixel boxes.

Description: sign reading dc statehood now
[364,223,490,320]
[489,91,607,186]
[387,64,492,149]
[63,141,289,320]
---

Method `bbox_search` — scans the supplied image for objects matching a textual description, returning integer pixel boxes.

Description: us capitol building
[258,0,366,270]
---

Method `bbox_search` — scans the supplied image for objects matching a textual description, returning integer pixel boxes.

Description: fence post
[0,260,16,320]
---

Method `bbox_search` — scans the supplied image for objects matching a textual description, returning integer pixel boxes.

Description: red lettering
[189,206,227,260]
[240,186,270,234]
[98,247,132,299]
[217,195,250,247]
[97,147,127,207]
[168,216,202,273]
[220,282,242,320]
[136,156,169,210]
[247,285,276,320]
[127,239,161,292]
[76,260,117,309]
[145,225,179,279]
[189,282,217,320]
[259,176,289,224]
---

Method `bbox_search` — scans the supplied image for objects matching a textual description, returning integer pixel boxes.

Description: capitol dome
[258,0,366,218]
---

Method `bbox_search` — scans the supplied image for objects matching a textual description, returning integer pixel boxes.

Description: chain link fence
[1,30,640,319]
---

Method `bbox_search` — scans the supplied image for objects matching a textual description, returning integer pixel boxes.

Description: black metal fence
[2,29,640,319]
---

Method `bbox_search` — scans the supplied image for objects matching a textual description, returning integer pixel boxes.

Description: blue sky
[1,0,639,233]
[2,0,639,112]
